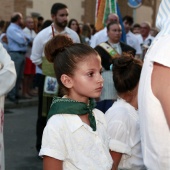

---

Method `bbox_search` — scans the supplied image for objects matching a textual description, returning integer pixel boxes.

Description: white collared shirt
[39,109,113,170]
[126,31,142,55]
[105,99,146,170]
[23,27,37,58]
[136,34,154,49]
[30,24,80,65]
[90,27,108,48]
[108,41,122,55]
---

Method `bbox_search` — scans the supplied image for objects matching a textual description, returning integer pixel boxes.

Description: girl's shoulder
[47,114,66,129]
[46,114,84,132]
[105,102,131,123]
[93,108,107,126]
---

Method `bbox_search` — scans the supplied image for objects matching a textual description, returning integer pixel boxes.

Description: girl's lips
[96,86,103,91]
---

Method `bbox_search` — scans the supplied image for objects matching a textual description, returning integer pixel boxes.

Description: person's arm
[43,156,63,170]
[110,151,122,170]
[30,32,44,65]
[7,27,28,45]
[90,34,98,48]
[152,62,170,128]
[0,43,16,96]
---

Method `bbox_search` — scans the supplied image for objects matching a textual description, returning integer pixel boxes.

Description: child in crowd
[39,34,113,170]
[105,56,146,170]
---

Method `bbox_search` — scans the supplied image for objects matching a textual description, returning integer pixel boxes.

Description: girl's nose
[98,75,104,84]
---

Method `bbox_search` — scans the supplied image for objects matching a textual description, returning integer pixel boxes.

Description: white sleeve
[30,33,44,65]
[106,111,131,156]
[90,34,98,48]
[39,116,67,160]
[0,43,16,96]
[149,35,170,67]
[74,33,80,43]
[134,37,142,55]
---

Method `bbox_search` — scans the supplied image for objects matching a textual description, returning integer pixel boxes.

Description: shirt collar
[126,31,133,36]
[51,23,72,35]
[11,23,22,29]
[64,109,105,133]
[108,41,120,48]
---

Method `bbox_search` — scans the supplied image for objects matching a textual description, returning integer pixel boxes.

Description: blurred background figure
[136,21,154,60]
[37,16,44,33]
[123,15,142,58]
[0,33,8,51]
[68,18,81,39]
[22,16,37,99]
[33,19,52,94]
[80,24,92,45]
[150,27,159,37]
[132,23,141,35]
[0,20,10,52]
[6,12,31,104]
[41,20,52,30]
[0,20,5,35]
[89,23,96,36]
[90,13,119,48]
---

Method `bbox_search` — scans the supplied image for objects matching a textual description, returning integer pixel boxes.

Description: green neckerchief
[47,97,96,131]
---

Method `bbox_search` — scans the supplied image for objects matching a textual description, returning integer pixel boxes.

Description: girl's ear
[60,74,73,88]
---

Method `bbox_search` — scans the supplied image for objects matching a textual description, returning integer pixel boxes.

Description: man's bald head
[11,12,24,27]
[106,13,119,25]
[140,21,151,38]
[11,12,22,23]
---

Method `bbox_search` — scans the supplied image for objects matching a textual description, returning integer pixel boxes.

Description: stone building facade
[0,0,161,27]
[0,0,32,21]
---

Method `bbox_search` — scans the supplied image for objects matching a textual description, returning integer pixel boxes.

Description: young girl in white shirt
[39,34,113,170]
[105,56,146,170]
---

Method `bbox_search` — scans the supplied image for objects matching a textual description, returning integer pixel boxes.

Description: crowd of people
[0,0,170,169]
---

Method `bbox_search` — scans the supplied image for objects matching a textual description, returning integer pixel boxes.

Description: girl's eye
[100,70,103,74]
[87,72,93,77]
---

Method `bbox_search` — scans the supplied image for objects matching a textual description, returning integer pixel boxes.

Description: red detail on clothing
[24,57,35,75]
[0,109,4,132]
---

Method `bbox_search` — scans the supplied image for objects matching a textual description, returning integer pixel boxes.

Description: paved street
[4,106,43,170]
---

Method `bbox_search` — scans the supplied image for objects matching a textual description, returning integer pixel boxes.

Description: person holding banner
[95,21,136,113]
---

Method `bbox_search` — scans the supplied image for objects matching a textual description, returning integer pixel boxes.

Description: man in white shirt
[31,4,80,66]
[90,13,119,48]
[123,15,142,58]
[136,21,154,60]
[22,16,37,99]
[30,2,80,153]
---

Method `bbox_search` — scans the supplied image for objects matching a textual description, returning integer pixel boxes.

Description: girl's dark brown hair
[44,34,98,94]
[112,55,142,93]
